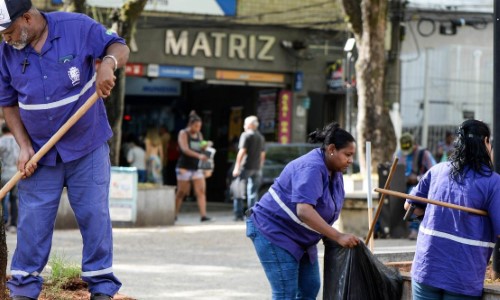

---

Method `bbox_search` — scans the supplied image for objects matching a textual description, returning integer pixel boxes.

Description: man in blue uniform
[0,1,130,299]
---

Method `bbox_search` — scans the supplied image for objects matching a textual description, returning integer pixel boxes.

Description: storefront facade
[124,21,349,201]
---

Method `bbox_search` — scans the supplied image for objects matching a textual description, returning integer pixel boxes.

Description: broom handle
[375,187,488,216]
[0,92,99,199]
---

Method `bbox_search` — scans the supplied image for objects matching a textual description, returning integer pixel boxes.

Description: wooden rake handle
[364,158,399,244]
[375,187,488,216]
[0,92,99,199]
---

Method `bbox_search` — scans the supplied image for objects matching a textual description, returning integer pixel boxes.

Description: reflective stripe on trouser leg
[65,143,121,295]
[8,161,66,299]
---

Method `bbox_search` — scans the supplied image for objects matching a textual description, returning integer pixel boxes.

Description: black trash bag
[323,238,403,300]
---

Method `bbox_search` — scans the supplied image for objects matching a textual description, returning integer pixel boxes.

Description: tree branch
[341,0,363,36]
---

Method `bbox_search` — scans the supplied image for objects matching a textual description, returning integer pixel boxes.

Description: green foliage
[43,253,82,299]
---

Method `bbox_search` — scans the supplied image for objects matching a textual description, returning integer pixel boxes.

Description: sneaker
[11,296,35,300]
[90,293,112,300]
[200,216,214,222]
[408,230,418,240]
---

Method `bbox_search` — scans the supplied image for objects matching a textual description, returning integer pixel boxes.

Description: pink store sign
[278,90,292,144]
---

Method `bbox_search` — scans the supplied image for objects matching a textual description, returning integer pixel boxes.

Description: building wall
[130,24,346,142]
[400,20,493,128]
[236,0,343,29]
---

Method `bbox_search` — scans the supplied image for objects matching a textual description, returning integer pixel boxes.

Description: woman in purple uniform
[405,119,500,299]
[246,122,360,299]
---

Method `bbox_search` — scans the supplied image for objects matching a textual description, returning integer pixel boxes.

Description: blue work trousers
[246,218,320,299]
[7,143,121,299]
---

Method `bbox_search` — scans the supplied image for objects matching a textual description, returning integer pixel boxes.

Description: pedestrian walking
[405,119,500,299]
[246,121,360,299]
[231,115,265,221]
[395,132,436,239]
[175,111,212,222]
[126,136,147,183]
[145,127,163,185]
[0,1,129,299]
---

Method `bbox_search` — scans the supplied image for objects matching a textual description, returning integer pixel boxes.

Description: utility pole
[494,0,500,175]
[493,0,500,279]
[384,0,404,141]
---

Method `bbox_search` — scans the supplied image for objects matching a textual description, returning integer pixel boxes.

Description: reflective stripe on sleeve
[19,74,96,111]
[269,187,320,234]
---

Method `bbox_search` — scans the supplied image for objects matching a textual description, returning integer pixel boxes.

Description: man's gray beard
[11,27,28,50]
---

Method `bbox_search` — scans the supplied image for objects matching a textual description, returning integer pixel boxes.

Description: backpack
[412,148,428,176]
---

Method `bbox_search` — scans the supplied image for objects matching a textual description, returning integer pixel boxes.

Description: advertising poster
[257,90,277,134]
[278,90,292,144]
[228,107,243,160]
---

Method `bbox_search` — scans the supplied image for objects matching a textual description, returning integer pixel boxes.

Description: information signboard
[109,167,138,223]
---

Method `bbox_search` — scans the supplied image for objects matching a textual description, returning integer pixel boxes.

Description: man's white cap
[0,0,32,32]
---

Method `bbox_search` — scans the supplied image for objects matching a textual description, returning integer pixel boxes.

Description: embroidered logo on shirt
[68,67,80,86]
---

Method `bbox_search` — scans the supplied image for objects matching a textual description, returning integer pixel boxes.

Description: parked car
[226,142,360,202]
[226,143,319,202]
[258,143,320,197]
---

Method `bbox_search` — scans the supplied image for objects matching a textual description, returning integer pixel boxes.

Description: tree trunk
[105,71,126,166]
[104,0,147,165]
[0,164,6,298]
[342,0,396,174]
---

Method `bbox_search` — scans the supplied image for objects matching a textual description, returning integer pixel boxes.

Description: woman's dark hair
[450,119,493,182]
[307,122,355,150]
[188,110,202,125]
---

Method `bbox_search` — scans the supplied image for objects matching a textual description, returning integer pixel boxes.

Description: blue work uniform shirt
[251,148,345,263]
[0,12,125,166]
[408,162,500,297]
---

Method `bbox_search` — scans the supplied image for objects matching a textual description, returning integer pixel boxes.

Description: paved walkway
[6,207,416,300]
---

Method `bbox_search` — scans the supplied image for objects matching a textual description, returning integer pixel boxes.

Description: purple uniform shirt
[408,162,500,296]
[251,148,345,263]
[0,12,125,166]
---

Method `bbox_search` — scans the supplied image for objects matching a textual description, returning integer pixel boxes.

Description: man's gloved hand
[407,173,419,185]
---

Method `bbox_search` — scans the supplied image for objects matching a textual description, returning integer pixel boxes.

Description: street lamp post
[344,38,356,134]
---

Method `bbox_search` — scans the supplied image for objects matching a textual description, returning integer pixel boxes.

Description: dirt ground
[2,278,136,300]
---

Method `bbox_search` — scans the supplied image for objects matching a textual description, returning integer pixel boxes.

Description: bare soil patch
[3,277,136,300]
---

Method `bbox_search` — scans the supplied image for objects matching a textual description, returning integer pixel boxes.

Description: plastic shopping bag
[229,176,247,199]
[322,238,403,300]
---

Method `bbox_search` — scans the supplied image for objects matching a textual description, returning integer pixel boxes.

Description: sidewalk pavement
[6,203,416,300]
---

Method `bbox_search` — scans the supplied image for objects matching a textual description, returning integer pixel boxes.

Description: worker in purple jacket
[0,0,129,299]
[246,122,360,299]
[405,119,500,299]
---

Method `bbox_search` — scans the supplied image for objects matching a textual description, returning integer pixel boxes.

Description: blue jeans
[246,218,320,300]
[412,281,481,300]
[233,169,262,218]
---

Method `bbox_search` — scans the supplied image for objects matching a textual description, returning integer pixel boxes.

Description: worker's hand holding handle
[403,204,416,222]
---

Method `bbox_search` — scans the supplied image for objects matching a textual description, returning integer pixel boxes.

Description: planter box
[383,261,500,299]
[55,186,175,229]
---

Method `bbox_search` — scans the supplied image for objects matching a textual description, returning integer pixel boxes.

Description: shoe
[90,293,112,300]
[200,216,214,222]
[8,226,17,234]
[11,296,35,300]
[408,230,418,240]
